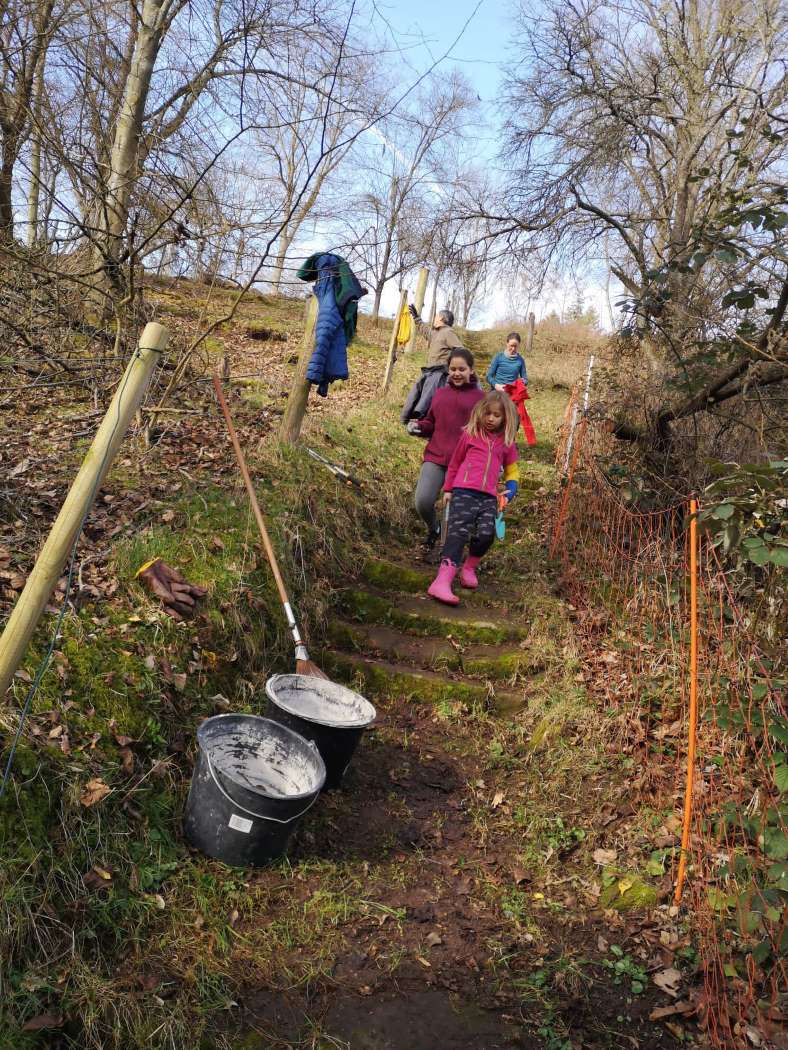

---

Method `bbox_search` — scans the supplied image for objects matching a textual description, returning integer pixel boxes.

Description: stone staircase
[322,556,542,715]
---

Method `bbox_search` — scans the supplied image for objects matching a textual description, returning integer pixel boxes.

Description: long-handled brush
[212,376,328,679]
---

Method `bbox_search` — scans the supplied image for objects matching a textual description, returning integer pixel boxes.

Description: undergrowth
[0,290,613,1049]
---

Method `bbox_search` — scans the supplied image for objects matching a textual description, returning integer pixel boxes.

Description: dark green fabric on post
[297,252,363,343]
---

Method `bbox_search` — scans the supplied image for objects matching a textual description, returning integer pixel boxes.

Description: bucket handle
[206,753,320,825]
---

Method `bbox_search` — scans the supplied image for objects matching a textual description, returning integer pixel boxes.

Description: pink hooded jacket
[444,430,518,498]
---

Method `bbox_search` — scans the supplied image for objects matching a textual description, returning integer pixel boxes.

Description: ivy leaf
[751,939,772,965]
[763,827,788,861]
[768,546,788,567]
[748,545,770,566]
[715,248,739,264]
[775,763,788,795]
[712,502,735,519]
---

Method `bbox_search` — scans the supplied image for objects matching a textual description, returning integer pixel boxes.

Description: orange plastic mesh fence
[549,411,786,1047]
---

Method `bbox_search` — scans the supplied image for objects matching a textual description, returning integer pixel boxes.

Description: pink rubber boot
[459,555,482,589]
[427,559,460,606]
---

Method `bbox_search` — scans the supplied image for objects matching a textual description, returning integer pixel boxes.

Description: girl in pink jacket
[427,391,520,605]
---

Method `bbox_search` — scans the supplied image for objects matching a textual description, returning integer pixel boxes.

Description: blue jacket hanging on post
[296,252,365,397]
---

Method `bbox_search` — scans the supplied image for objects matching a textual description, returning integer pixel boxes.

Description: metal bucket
[264,674,376,789]
[183,714,326,867]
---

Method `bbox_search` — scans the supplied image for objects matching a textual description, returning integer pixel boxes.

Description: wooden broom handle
[212,376,291,610]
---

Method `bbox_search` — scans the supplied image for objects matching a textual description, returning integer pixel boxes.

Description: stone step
[322,651,526,714]
[361,558,499,608]
[337,589,529,645]
[328,621,543,681]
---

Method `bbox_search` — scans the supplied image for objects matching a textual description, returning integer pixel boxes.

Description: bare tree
[0,0,62,239]
[485,0,787,459]
[496,0,787,330]
[252,43,378,291]
[340,72,476,322]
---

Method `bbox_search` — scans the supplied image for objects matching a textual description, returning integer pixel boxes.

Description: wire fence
[551,397,786,1048]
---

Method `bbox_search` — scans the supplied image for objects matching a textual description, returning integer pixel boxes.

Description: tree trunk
[429,271,441,326]
[270,225,294,293]
[26,58,46,248]
[0,158,14,240]
[91,0,169,312]
[371,279,385,324]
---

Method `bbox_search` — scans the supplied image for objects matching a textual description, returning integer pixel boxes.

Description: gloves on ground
[135,558,207,620]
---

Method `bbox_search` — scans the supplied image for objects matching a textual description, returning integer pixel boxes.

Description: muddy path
[219,515,687,1049]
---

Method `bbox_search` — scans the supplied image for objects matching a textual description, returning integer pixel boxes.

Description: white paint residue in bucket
[204,719,323,799]
[266,674,376,729]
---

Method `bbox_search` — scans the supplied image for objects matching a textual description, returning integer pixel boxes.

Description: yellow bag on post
[396,305,412,346]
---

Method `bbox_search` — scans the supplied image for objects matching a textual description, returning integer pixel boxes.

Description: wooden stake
[428,272,440,329]
[675,498,699,905]
[383,288,408,395]
[280,295,318,445]
[525,311,535,355]
[549,418,586,557]
[0,323,168,699]
[405,267,429,354]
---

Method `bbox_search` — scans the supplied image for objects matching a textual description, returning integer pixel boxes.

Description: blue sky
[367,1,516,324]
[384,0,510,161]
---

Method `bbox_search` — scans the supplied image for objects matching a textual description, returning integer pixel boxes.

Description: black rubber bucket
[264,674,376,790]
[183,714,326,867]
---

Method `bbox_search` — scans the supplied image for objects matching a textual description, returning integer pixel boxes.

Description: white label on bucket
[229,813,253,833]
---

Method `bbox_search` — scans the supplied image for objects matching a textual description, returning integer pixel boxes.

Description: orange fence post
[674,497,699,905]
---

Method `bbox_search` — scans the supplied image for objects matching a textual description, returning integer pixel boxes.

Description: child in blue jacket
[486,332,528,390]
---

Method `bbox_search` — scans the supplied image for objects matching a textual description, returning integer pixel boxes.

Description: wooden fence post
[405,267,429,354]
[525,311,535,355]
[280,295,318,445]
[563,354,595,473]
[550,418,587,558]
[0,322,169,699]
[383,288,408,395]
[428,271,440,330]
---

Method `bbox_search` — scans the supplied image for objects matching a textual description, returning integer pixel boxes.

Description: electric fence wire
[0,341,164,800]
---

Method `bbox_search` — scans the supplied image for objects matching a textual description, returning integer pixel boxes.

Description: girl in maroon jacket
[409,348,484,555]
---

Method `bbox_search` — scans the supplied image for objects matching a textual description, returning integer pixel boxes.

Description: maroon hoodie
[416,381,485,467]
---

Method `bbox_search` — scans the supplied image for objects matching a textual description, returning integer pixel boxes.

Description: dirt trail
[227,510,679,1048]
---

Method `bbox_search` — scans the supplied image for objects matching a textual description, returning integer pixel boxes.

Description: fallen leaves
[649,1000,695,1021]
[83,864,114,892]
[22,1013,64,1032]
[119,748,135,777]
[652,966,683,997]
[9,456,31,478]
[79,778,111,807]
[593,848,617,866]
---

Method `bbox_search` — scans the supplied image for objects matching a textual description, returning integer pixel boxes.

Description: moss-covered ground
[0,287,690,1049]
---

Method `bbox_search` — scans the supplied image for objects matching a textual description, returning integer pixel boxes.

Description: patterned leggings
[442,488,497,565]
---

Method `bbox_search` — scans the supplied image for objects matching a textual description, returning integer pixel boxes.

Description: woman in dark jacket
[408,348,484,554]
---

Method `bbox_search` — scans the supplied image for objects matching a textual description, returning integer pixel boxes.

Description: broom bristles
[296,658,330,679]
